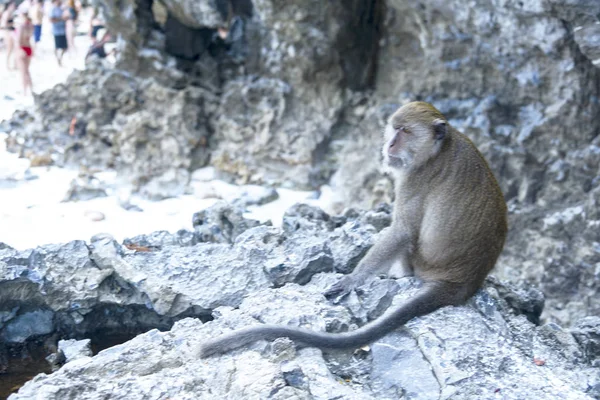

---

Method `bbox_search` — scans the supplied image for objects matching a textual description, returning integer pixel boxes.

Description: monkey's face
[382,103,447,171]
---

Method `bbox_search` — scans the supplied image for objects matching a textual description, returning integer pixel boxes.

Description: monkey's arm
[324,227,411,299]
[198,280,467,358]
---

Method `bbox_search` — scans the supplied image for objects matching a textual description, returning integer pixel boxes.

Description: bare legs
[3,29,15,70]
[16,48,33,96]
[66,20,76,56]
[55,48,65,67]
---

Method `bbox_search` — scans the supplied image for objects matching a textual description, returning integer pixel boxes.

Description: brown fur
[198,102,507,358]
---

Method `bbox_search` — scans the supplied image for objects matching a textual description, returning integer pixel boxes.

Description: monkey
[198,101,507,358]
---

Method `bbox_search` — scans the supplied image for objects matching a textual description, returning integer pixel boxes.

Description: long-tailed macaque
[199,101,507,358]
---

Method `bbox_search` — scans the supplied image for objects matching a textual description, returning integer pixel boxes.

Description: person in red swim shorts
[15,12,33,97]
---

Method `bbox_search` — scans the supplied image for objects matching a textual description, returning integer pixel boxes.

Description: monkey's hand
[323,274,365,303]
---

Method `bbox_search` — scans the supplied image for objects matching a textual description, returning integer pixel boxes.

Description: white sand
[0,135,327,250]
[0,128,331,250]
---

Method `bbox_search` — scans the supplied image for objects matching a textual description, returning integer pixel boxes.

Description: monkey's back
[413,129,507,289]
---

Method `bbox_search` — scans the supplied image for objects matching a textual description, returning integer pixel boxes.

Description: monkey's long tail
[198,281,467,358]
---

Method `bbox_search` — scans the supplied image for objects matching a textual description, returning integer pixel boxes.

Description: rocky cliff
[2,0,600,344]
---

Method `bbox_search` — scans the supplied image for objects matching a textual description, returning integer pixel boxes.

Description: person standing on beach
[15,12,34,96]
[65,0,77,55]
[29,0,44,51]
[88,5,105,44]
[1,1,17,70]
[50,0,67,66]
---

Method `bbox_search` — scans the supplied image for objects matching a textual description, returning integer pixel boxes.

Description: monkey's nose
[389,137,397,149]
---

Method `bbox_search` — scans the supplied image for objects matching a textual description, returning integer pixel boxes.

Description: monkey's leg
[324,228,411,299]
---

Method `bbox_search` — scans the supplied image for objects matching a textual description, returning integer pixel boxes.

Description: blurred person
[16,0,32,15]
[29,0,44,50]
[1,1,16,70]
[50,0,67,66]
[85,28,114,60]
[15,12,34,96]
[65,0,77,54]
[88,5,104,43]
[0,4,4,48]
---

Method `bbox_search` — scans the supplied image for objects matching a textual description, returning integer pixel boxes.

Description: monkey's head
[382,102,448,172]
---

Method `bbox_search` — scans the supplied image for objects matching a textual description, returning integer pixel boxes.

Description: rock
[2,62,218,201]
[327,100,396,213]
[139,168,190,201]
[122,230,197,249]
[2,204,600,398]
[192,201,261,243]
[62,174,108,202]
[116,82,217,198]
[327,221,376,274]
[28,154,53,167]
[1,0,599,336]
[190,166,215,182]
[212,0,371,187]
[57,339,93,363]
[45,349,66,372]
[90,233,115,243]
[1,310,54,343]
[571,316,600,366]
[487,276,546,325]
[160,0,224,29]
[119,200,144,212]
[263,235,334,287]
[573,23,600,66]
[236,185,279,206]
[370,331,440,399]
[163,15,215,60]
[211,77,294,185]
[282,203,335,234]
[0,205,378,348]
[8,278,600,399]
[361,203,393,232]
[190,179,279,206]
[84,210,105,222]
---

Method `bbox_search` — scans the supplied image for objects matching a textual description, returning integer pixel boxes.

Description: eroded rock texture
[2,0,600,328]
[2,205,599,399]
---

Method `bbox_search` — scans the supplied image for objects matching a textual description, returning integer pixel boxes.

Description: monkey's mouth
[387,154,405,168]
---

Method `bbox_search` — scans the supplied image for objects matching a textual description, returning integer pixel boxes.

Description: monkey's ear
[432,119,447,141]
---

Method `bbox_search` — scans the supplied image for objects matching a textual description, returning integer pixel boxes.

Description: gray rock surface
[338,0,600,326]
[57,339,93,363]
[2,0,599,333]
[192,200,262,243]
[160,0,224,29]
[2,204,599,399]
[211,0,351,187]
[62,174,108,202]
[2,62,218,199]
[571,316,600,367]
[0,204,382,342]
[8,278,600,400]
